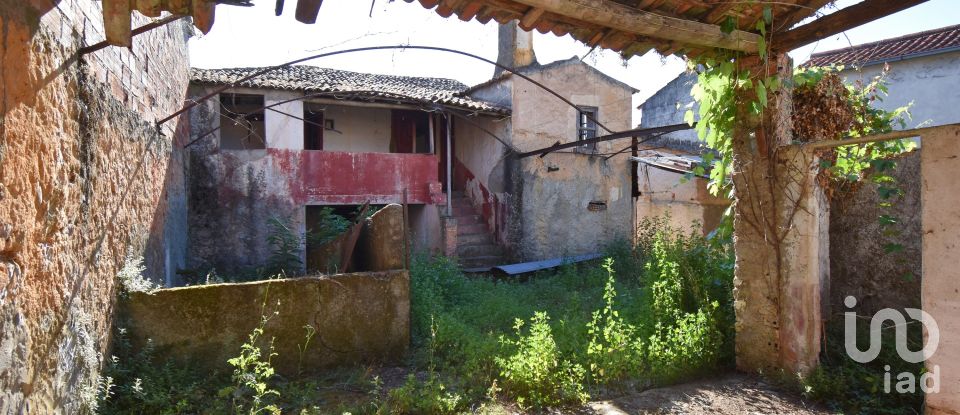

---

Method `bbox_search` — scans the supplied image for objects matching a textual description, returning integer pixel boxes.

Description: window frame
[576,106,599,153]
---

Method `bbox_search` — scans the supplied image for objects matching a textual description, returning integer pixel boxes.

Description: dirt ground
[581,373,829,415]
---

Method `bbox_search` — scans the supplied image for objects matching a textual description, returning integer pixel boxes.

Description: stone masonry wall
[511,61,635,260]
[829,150,922,316]
[0,3,191,412]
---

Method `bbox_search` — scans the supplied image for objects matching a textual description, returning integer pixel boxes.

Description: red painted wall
[270,149,443,205]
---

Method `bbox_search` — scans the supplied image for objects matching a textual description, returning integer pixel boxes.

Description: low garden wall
[122,270,409,376]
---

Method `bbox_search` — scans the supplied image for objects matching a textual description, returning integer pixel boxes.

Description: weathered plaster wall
[511,61,635,260]
[320,104,392,153]
[453,115,517,249]
[838,51,960,130]
[829,151,921,315]
[0,3,191,412]
[187,90,442,274]
[921,125,960,414]
[409,204,442,254]
[637,71,702,151]
[123,270,409,376]
[265,90,304,150]
[635,164,728,234]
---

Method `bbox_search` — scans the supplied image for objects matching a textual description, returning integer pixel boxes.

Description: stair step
[458,233,491,246]
[451,204,475,216]
[455,215,483,226]
[459,255,505,268]
[457,223,487,235]
[458,243,503,257]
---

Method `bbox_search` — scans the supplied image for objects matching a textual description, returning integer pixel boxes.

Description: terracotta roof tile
[190,65,510,115]
[807,24,960,67]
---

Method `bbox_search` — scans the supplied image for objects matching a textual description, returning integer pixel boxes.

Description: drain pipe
[445,112,453,217]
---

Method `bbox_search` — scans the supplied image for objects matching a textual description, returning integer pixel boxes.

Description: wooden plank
[295,0,323,24]
[103,0,131,46]
[775,0,832,31]
[519,6,545,30]
[774,0,929,51]
[135,0,162,17]
[508,0,761,52]
[192,0,216,33]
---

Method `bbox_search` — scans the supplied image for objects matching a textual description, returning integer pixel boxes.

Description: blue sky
[189,0,958,121]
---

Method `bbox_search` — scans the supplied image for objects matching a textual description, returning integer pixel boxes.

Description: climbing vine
[685,11,913,254]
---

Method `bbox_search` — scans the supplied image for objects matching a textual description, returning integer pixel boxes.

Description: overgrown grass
[99,217,736,413]
[796,319,925,414]
[406,216,735,410]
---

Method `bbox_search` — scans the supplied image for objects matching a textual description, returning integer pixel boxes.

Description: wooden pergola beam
[509,0,761,52]
[774,0,929,52]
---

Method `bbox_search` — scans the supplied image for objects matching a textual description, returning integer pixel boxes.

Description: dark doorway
[304,103,324,150]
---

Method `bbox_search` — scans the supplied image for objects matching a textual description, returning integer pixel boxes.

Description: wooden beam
[519,7,546,29]
[774,0,832,31]
[508,0,761,52]
[774,0,929,51]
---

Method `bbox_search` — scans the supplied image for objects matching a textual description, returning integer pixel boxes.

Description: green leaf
[683,109,695,126]
[763,6,773,24]
[883,243,904,254]
[720,16,736,34]
[756,81,768,108]
[878,215,898,226]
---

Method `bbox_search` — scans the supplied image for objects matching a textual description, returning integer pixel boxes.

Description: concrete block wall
[0,3,191,412]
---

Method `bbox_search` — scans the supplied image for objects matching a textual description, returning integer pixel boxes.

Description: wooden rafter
[773,0,930,51]
[508,0,761,52]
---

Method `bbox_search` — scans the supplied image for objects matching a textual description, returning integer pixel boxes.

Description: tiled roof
[190,65,510,115]
[807,24,960,67]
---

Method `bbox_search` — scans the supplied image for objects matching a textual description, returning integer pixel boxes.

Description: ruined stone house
[184,21,638,273]
[185,65,507,276]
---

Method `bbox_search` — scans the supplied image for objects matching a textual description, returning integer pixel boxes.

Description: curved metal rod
[160,45,614,133]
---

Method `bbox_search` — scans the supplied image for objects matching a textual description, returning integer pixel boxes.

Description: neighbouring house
[186,21,638,272]
[634,72,729,234]
[807,23,960,129]
[0,2,195,411]
[454,22,637,265]
[186,66,508,276]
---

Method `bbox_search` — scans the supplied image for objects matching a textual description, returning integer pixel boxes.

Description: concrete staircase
[449,191,505,269]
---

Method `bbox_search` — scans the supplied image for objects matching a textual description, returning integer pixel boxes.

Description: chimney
[494,21,537,77]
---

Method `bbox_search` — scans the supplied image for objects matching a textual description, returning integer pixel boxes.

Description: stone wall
[829,151,921,315]
[511,60,635,260]
[635,164,729,235]
[0,2,191,412]
[123,271,410,376]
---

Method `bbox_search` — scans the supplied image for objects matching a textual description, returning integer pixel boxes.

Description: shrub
[386,373,463,414]
[798,319,924,414]
[586,259,643,385]
[495,312,589,409]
